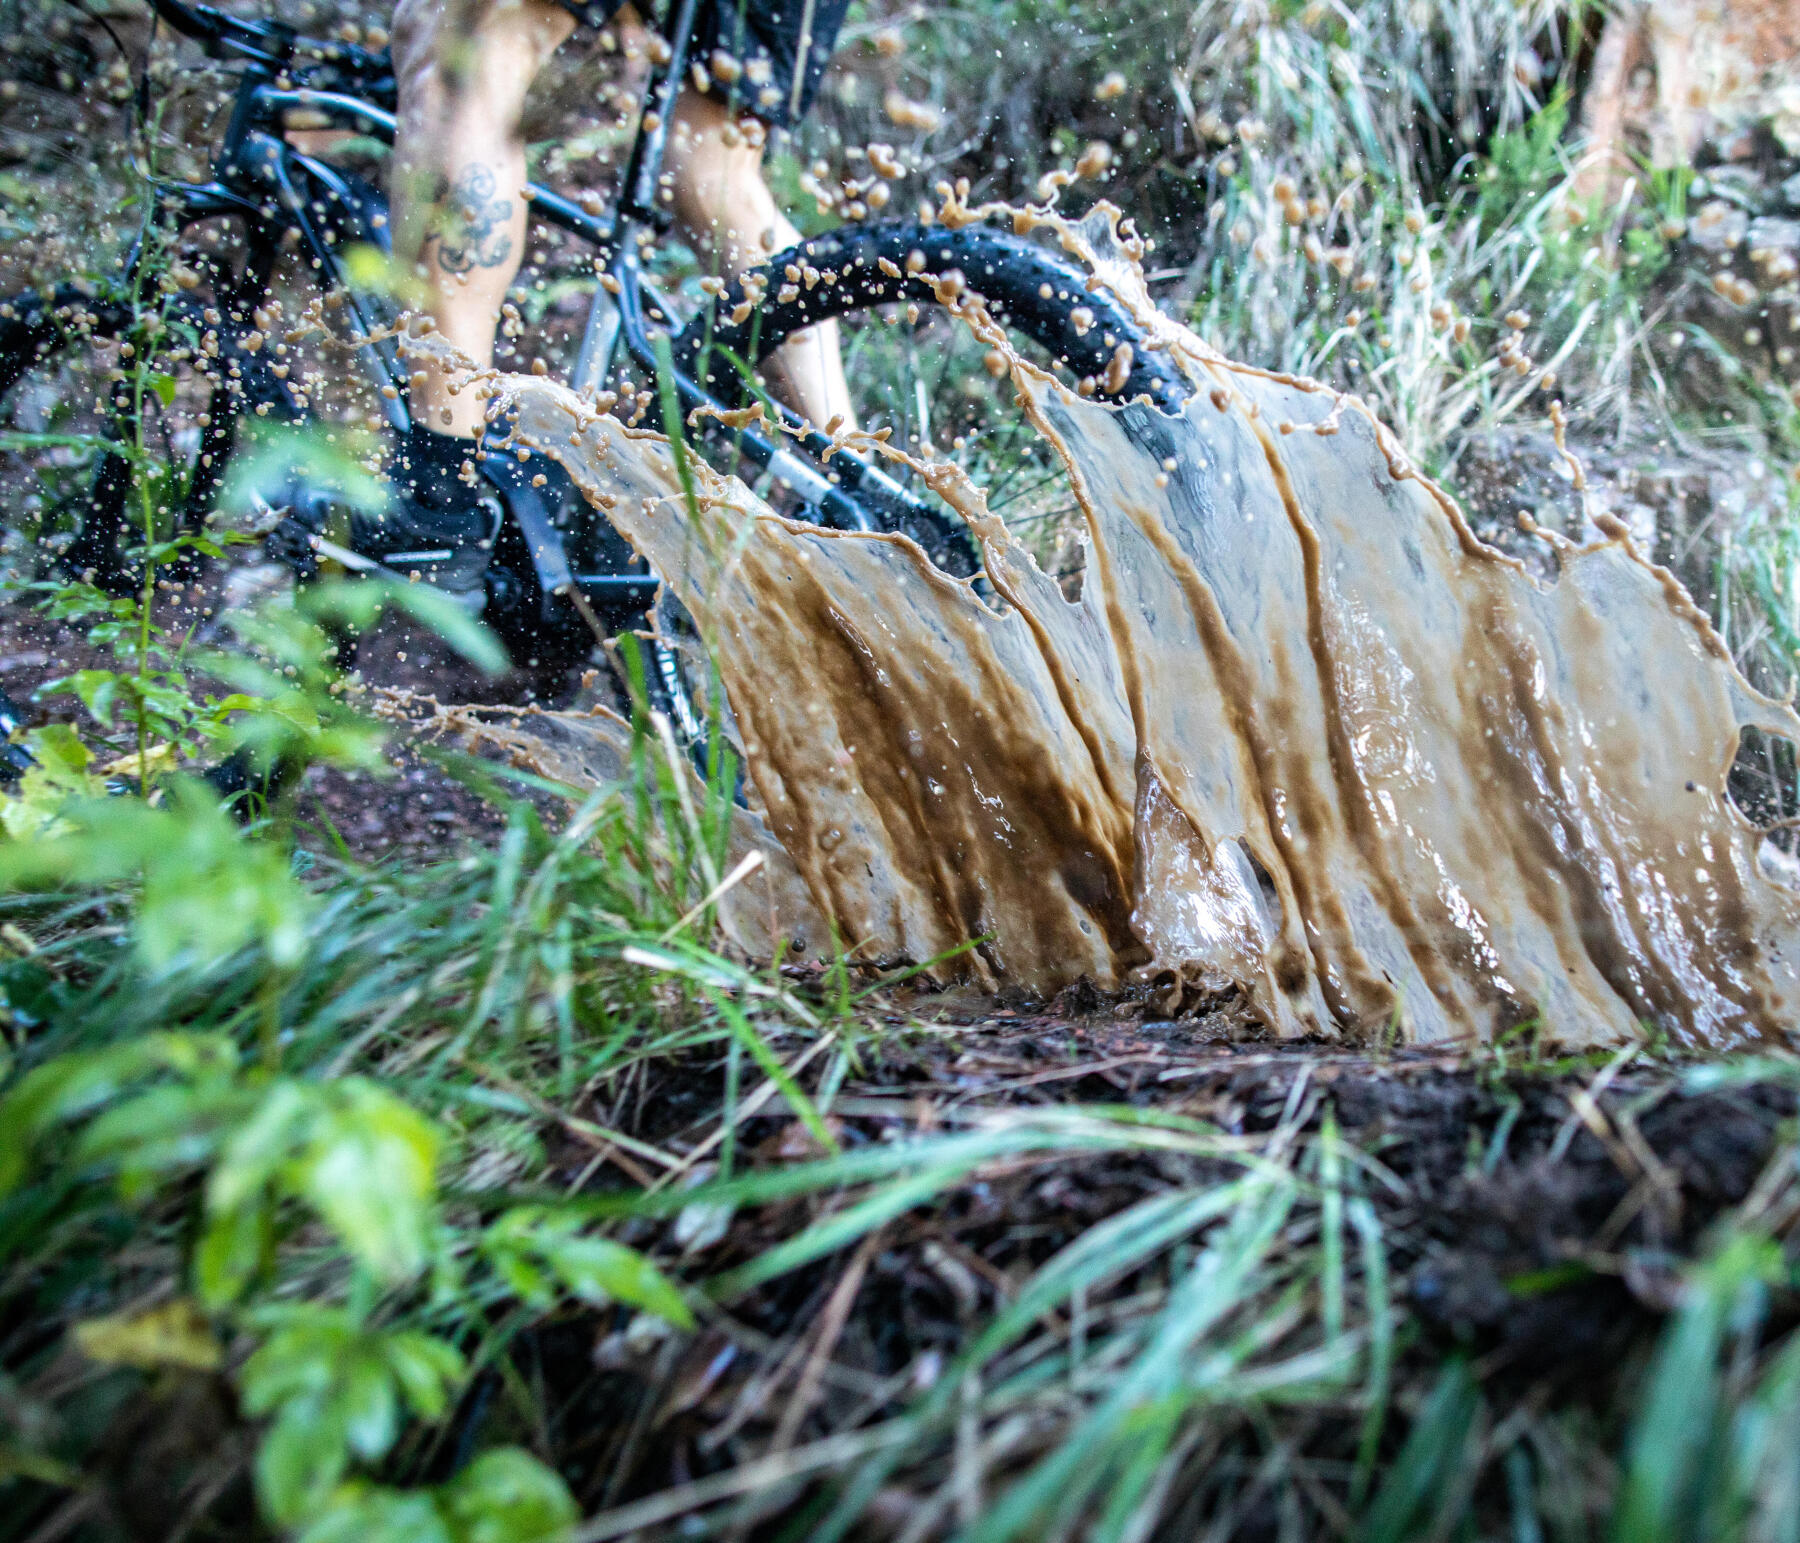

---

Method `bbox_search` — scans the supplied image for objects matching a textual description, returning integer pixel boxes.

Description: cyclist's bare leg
[665,89,857,433]
[391,0,575,438]
[392,0,854,438]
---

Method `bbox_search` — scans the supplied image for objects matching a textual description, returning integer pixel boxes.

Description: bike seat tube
[617,0,701,226]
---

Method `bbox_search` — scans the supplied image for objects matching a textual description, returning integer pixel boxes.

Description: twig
[942,1052,1171,1107]
[23,1495,97,1543]
[657,850,765,943]
[771,1231,881,1451]
[1548,1046,1639,1162]
[570,1422,912,1541]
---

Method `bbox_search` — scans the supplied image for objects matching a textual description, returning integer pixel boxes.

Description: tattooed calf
[431,163,513,273]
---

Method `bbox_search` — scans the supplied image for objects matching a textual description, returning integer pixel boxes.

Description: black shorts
[560,0,851,128]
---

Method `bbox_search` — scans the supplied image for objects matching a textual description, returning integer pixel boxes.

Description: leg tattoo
[431,163,514,273]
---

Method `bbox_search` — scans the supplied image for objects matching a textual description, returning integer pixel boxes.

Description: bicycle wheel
[0,281,303,595]
[669,220,1189,579]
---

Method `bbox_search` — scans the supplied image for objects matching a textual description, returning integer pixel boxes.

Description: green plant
[0,464,749,1542]
[0,978,696,1536]
[0,722,730,1542]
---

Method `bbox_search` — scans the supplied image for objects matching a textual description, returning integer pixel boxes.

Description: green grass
[2,614,1797,1542]
[8,0,1800,1536]
[4,620,1800,1539]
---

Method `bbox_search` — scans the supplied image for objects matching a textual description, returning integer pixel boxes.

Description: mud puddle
[426,205,1800,1050]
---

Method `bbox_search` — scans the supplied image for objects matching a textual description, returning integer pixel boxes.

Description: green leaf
[221,425,392,534]
[240,1308,466,1533]
[194,1196,273,1309]
[0,1032,235,1196]
[0,782,314,971]
[338,242,420,303]
[207,1078,314,1219]
[136,818,311,970]
[290,1455,573,1543]
[73,1081,251,1193]
[438,1449,577,1543]
[206,1079,444,1287]
[298,1486,453,1543]
[339,1352,401,1461]
[539,1233,693,1328]
[381,1331,465,1422]
[25,722,92,777]
[489,1248,556,1309]
[1,724,104,841]
[294,1080,443,1283]
[49,669,122,728]
[372,583,508,677]
[257,1395,350,1527]
[240,1310,356,1414]
[483,1208,693,1329]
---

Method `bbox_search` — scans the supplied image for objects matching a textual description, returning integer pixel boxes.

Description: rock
[1702,164,1769,209]
[1691,198,1751,250]
[1575,0,1800,203]
[1748,213,1800,253]
[1449,429,1585,577]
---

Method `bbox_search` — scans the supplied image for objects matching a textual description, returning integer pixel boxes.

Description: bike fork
[571,281,623,400]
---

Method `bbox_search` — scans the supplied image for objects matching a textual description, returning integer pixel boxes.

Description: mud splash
[372,690,829,959]
[442,210,1800,1048]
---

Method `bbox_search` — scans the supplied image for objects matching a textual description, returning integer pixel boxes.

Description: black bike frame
[128,0,916,588]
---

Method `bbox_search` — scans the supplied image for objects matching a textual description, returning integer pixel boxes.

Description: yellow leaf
[340,243,424,307]
[73,1298,223,1371]
[101,742,177,779]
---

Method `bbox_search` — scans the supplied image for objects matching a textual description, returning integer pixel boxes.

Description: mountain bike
[0,0,1187,762]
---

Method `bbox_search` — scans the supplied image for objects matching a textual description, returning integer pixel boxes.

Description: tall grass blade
[960,1174,1296,1543]
[1350,1192,1393,1509]
[1615,1231,1780,1543]
[1360,1357,1481,1543]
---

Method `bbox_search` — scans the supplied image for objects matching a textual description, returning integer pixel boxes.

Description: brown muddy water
[419,208,1800,1051]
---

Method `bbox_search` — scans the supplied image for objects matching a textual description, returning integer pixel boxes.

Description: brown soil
[0,581,541,860]
[71,999,1795,1540]
[493,1015,1795,1529]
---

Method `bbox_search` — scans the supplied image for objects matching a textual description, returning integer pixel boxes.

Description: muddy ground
[70,998,1799,1538]
[509,1026,1796,1532]
[14,575,1800,1537]
[8,567,1791,1344]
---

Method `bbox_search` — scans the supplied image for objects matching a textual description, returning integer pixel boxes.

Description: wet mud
[445,208,1800,1049]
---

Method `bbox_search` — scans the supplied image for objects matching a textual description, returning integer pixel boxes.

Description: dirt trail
[520,1009,1796,1527]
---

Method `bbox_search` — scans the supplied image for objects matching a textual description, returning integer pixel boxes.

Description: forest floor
[51,955,1800,1539]
[12,0,1800,1535]
[12,568,1796,1539]
[6,351,1799,1543]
